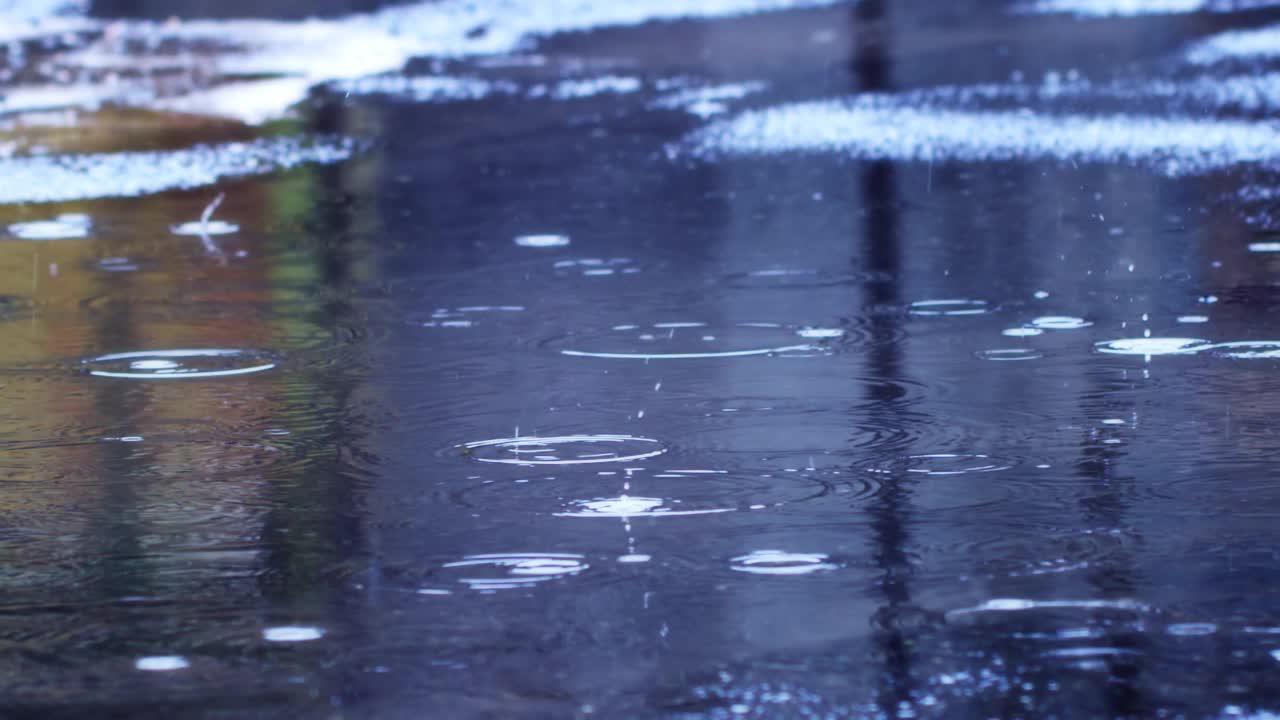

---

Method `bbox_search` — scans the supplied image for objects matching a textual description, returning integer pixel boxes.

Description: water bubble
[135,656,189,671]
[171,220,240,236]
[263,626,325,642]
[730,550,837,575]
[1002,327,1043,337]
[909,299,992,316]
[82,349,278,379]
[617,554,651,563]
[1249,242,1280,252]
[1207,341,1280,359]
[868,453,1014,476]
[441,553,588,591]
[556,495,734,518]
[1176,315,1209,324]
[9,214,91,240]
[459,435,666,465]
[977,348,1044,361]
[548,323,832,360]
[514,234,570,248]
[1029,316,1093,330]
[1094,338,1210,356]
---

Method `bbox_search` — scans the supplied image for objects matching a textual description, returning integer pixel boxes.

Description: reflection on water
[1,0,1280,717]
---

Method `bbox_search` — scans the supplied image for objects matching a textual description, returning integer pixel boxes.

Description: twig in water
[201,192,225,229]
[199,192,227,262]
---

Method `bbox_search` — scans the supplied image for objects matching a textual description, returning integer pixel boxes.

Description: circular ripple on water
[721,267,891,290]
[843,453,1032,513]
[8,214,91,240]
[1205,341,1280,359]
[862,453,1018,477]
[941,526,1145,582]
[451,467,830,517]
[1028,316,1093,330]
[1093,338,1211,356]
[729,550,840,575]
[457,435,667,466]
[908,299,994,316]
[80,349,280,379]
[977,348,1045,362]
[171,220,239,236]
[435,553,589,592]
[542,322,851,360]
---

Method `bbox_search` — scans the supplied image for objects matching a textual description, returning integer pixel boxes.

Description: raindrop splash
[8,214,91,240]
[909,299,992,316]
[441,553,589,592]
[459,435,666,465]
[82,349,279,379]
[730,550,838,575]
[514,234,570,248]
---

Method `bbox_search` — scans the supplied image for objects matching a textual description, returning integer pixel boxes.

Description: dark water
[3,0,1280,717]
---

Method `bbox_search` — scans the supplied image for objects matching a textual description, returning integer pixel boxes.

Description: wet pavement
[3,0,1280,717]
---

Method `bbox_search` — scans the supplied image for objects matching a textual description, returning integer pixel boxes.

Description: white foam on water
[547,75,643,100]
[1186,23,1280,64]
[0,0,89,42]
[1177,315,1210,323]
[689,99,1280,175]
[1249,241,1280,252]
[652,81,767,116]
[1017,0,1280,16]
[0,137,351,204]
[5,0,840,123]
[1003,327,1044,337]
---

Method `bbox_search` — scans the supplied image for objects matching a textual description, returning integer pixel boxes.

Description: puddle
[0,137,353,204]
